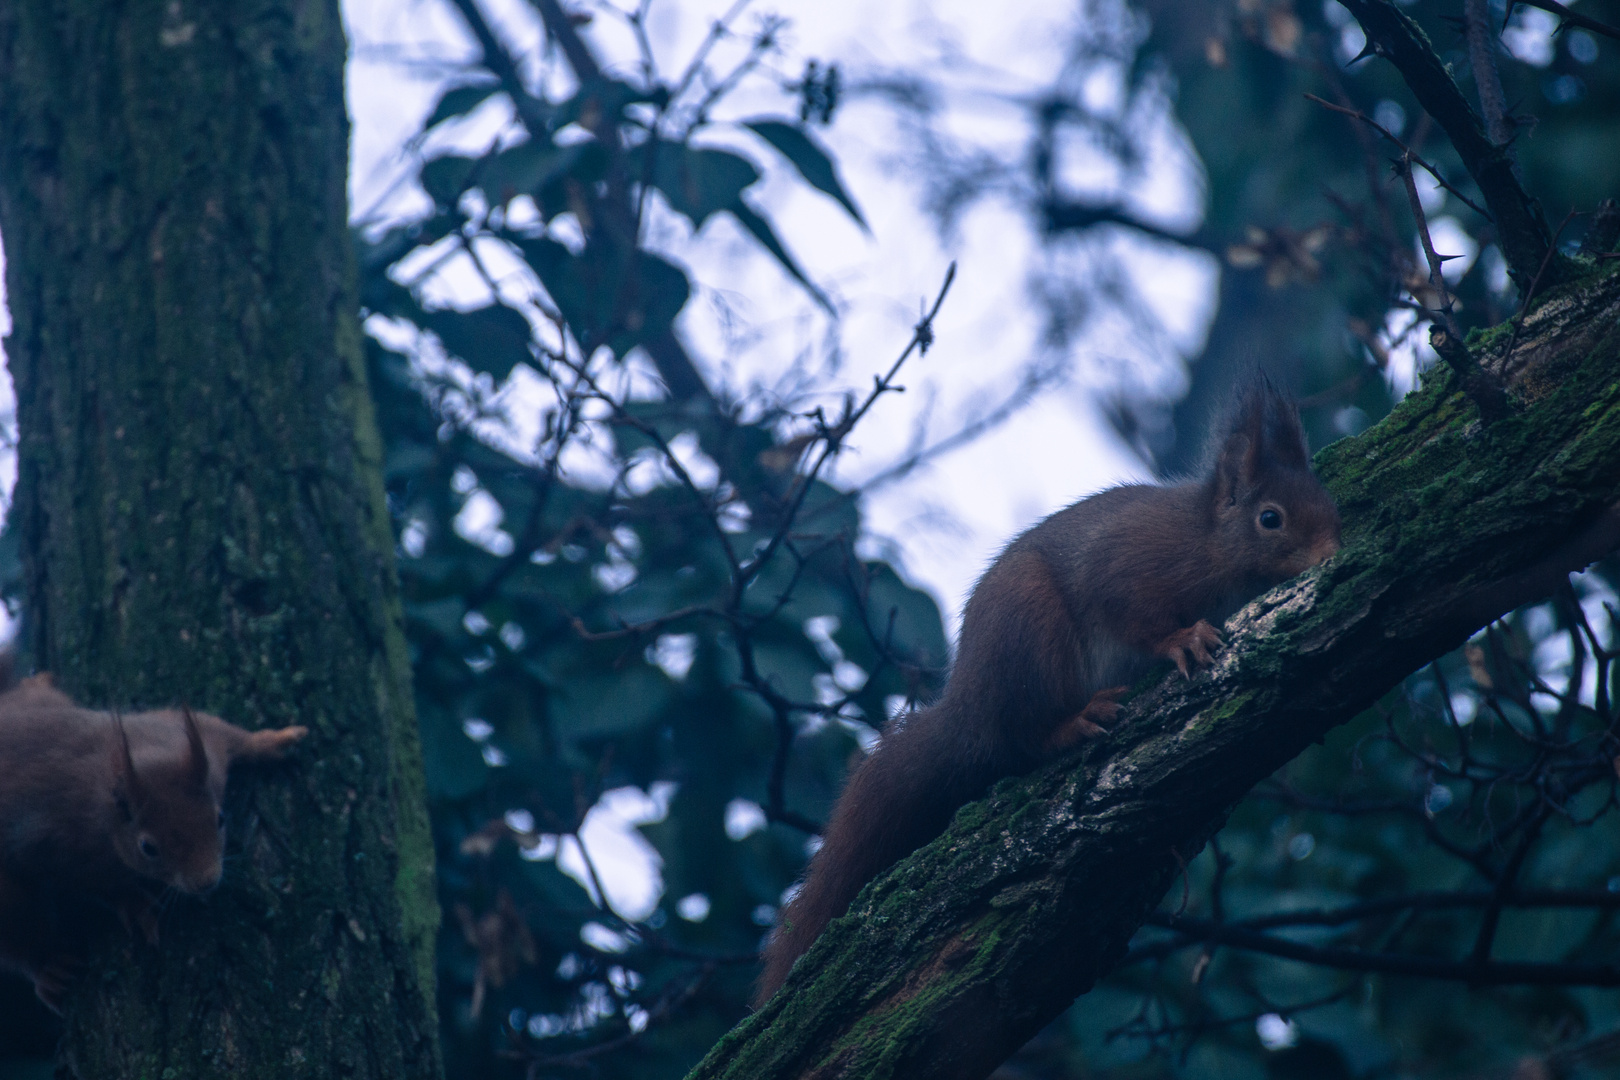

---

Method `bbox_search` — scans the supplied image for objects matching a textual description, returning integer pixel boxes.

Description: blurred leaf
[749,637,826,705]
[423,305,533,380]
[519,237,690,357]
[727,198,834,313]
[406,597,466,642]
[418,702,489,800]
[484,142,582,205]
[642,142,760,229]
[549,662,674,741]
[425,83,500,131]
[743,119,868,231]
[420,154,479,207]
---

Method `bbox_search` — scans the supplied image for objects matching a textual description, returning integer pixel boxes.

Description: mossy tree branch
[687,260,1620,1080]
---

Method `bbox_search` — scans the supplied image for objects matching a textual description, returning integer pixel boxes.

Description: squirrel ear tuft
[181,706,210,789]
[1255,381,1310,471]
[1211,377,1309,499]
[110,710,145,807]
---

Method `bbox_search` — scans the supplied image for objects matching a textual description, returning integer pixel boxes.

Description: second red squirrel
[756,380,1342,1004]
[0,671,307,1010]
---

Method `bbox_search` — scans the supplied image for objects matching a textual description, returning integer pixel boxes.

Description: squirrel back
[0,671,307,1009]
[756,379,1341,1004]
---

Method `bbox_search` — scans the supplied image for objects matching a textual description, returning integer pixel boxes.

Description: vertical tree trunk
[0,1,441,1076]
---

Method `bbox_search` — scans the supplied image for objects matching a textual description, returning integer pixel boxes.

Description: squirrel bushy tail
[754,704,999,1005]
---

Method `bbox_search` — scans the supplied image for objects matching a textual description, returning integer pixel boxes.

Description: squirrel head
[109,708,226,893]
[1205,379,1341,586]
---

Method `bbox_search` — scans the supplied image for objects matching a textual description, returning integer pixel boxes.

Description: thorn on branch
[1393,153,1510,421]
[1506,0,1620,42]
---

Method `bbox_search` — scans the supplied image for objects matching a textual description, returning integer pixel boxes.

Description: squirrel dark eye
[138,837,160,860]
[1259,509,1282,530]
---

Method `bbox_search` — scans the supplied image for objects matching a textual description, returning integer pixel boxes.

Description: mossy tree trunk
[690,264,1620,1080]
[0,1,440,1076]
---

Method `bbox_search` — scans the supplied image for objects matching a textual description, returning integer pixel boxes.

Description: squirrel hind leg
[1154,620,1224,678]
[1047,686,1127,750]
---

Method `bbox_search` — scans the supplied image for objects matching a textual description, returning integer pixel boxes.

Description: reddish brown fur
[0,672,306,1010]
[755,380,1342,1004]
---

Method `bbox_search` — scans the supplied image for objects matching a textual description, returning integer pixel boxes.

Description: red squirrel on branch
[756,380,1342,1004]
[0,669,306,1010]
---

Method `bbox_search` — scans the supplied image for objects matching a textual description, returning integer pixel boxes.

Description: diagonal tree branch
[687,260,1620,1080]
[1337,0,1575,295]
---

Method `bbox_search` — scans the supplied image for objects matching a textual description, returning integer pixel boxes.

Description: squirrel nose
[179,863,224,894]
[1308,534,1341,566]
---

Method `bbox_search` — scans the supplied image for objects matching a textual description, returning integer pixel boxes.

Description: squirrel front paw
[1155,620,1224,677]
[33,956,86,1015]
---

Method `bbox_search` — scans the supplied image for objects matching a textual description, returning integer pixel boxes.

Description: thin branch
[732,263,957,599]
[1304,94,1492,221]
[1143,912,1620,986]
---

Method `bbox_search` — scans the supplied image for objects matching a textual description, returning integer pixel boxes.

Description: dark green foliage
[353,8,947,1076]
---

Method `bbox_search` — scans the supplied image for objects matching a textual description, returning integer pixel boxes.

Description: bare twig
[1142,912,1620,985]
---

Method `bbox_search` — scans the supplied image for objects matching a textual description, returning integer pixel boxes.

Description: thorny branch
[1390,152,1510,420]
[1337,0,1572,292]
[1506,0,1620,42]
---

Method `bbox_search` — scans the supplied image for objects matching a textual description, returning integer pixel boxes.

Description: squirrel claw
[1156,620,1224,678]
[1047,686,1128,750]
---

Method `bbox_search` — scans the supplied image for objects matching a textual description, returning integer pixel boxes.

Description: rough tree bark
[688,271,1620,1077]
[0,1,440,1077]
